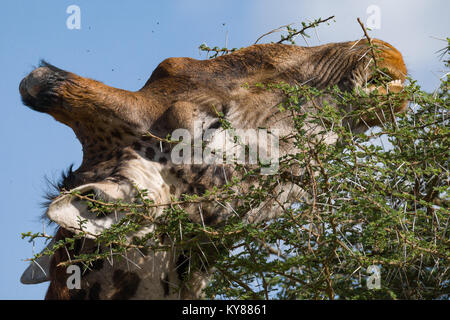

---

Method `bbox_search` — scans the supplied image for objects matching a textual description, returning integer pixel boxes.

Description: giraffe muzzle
[19,62,71,113]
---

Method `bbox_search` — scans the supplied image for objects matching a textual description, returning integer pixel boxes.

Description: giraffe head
[19,40,407,299]
[19,61,209,299]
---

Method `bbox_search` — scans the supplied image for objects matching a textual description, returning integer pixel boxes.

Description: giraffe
[19,39,407,299]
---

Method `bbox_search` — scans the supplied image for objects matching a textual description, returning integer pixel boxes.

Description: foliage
[23,20,449,300]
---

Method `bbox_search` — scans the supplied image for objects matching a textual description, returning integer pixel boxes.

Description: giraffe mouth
[362,79,407,113]
[19,62,71,114]
[363,79,405,94]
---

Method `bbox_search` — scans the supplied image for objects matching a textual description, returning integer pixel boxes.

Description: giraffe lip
[19,63,70,113]
[19,69,43,99]
[386,79,404,90]
[363,79,404,94]
[389,79,403,85]
[20,70,46,112]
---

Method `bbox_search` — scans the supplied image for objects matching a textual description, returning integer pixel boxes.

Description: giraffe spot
[132,141,142,151]
[111,270,141,300]
[176,169,184,178]
[203,212,219,225]
[159,156,168,164]
[70,289,87,300]
[88,282,102,300]
[145,147,155,160]
[111,129,122,140]
[91,258,104,271]
[195,184,206,195]
[170,185,176,194]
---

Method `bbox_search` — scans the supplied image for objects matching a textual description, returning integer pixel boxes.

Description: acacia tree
[23,19,449,300]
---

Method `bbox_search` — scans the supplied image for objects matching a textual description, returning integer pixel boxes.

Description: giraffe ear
[20,238,55,284]
[46,182,135,239]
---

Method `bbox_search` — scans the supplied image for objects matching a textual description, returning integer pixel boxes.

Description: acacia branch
[357,17,378,69]
[276,16,335,44]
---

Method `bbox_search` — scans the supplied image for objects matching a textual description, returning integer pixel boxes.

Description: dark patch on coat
[159,156,168,164]
[203,212,220,225]
[70,289,87,300]
[111,129,122,140]
[195,184,206,195]
[145,147,155,160]
[88,282,102,300]
[91,258,104,271]
[111,269,141,300]
[132,141,142,151]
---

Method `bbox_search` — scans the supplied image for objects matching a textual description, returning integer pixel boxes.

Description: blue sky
[0,0,448,299]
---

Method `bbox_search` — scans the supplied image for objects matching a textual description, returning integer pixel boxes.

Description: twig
[277,16,335,44]
[143,131,178,144]
[254,23,295,44]
[357,17,378,69]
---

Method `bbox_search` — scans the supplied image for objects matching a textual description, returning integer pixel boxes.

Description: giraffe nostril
[20,67,53,99]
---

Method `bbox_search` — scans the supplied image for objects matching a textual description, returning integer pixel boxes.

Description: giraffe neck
[76,246,208,299]
[45,226,210,300]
